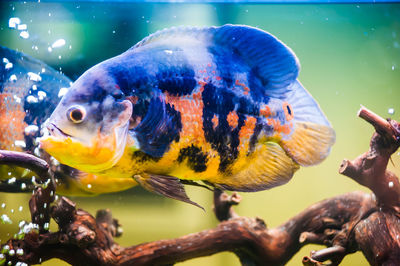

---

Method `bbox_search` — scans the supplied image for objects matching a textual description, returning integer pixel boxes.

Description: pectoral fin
[134,174,204,210]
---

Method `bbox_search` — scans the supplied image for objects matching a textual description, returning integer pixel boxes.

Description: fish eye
[67,105,86,124]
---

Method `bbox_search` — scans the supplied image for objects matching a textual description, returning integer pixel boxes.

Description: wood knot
[254,217,267,230]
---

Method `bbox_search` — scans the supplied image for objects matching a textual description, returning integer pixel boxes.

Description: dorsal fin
[131,24,300,98]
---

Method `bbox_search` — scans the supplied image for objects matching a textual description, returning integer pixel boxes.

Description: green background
[1,1,400,265]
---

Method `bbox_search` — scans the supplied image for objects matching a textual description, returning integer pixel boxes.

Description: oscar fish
[40,25,335,206]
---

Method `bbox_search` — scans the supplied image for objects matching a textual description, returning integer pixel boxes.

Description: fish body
[40,25,335,203]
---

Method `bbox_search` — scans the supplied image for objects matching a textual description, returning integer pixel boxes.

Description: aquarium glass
[0,1,399,265]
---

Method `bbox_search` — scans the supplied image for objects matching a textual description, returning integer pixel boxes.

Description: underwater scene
[0,1,400,265]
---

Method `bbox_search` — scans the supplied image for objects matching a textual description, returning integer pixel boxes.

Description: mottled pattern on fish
[41,25,335,199]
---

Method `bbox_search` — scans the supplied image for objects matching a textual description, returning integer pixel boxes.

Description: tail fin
[280,81,335,166]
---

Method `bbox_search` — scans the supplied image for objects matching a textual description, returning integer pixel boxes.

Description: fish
[0,45,104,196]
[40,25,336,207]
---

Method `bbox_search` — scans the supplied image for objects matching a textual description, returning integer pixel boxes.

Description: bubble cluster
[0,214,12,225]
[14,221,39,240]
[8,17,30,40]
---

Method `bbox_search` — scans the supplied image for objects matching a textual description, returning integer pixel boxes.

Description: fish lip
[47,123,72,138]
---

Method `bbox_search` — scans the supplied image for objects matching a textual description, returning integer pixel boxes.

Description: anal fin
[214,141,299,192]
[134,174,204,210]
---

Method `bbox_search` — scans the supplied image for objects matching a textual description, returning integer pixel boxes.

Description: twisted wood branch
[0,106,399,265]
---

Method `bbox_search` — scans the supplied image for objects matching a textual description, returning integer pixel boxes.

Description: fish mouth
[46,123,73,139]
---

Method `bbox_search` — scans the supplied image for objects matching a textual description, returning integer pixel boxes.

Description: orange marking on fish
[198,81,207,93]
[212,70,216,74]
[227,111,239,129]
[235,80,250,94]
[238,116,256,140]
[283,101,294,121]
[164,92,205,143]
[216,76,222,81]
[207,63,212,67]
[0,92,28,150]
[267,118,291,135]
[212,114,219,129]
[260,105,271,117]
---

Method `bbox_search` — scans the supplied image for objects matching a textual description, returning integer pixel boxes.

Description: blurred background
[0,1,399,265]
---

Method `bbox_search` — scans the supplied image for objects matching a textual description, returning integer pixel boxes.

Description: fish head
[40,66,133,174]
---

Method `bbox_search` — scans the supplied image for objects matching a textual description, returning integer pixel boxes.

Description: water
[0,1,399,266]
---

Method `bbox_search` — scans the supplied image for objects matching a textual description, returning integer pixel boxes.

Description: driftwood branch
[0,106,399,265]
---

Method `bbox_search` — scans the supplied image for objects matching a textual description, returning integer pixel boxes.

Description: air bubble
[37,91,47,100]
[58,87,69,97]
[19,31,29,39]
[26,95,38,103]
[47,46,52,53]
[16,249,23,256]
[50,157,60,166]
[8,177,16,184]
[8,17,21,28]
[27,72,42,82]
[388,108,395,115]
[1,203,5,209]
[8,249,15,256]
[2,244,10,253]
[9,74,17,82]
[24,125,39,134]
[13,95,21,103]
[44,223,49,230]
[1,214,12,224]
[3,58,9,63]
[389,181,394,188]
[51,38,66,48]
[21,183,26,190]
[5,62,13,69]
[18,206,23,212]
[87,184,92,189]
[14,140,26,148]
[17,24,27,30]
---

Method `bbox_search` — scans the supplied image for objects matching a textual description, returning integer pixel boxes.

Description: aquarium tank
[0,0,399,265]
